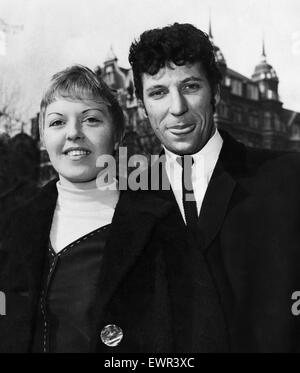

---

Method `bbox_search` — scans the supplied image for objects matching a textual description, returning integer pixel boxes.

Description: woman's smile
[62,147,92,161]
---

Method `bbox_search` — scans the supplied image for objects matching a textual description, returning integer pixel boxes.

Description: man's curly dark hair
[128,22,222,111]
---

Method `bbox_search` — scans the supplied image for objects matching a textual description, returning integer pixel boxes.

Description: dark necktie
[178,155,198,231]
[174,155,228,351]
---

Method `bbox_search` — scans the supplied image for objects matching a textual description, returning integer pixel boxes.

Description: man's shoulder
[220,130,300,176]
[237,147,300,201]
[243,146,300,177]
[217,131,300,198]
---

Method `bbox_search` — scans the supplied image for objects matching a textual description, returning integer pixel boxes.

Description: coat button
[100,324,123,347]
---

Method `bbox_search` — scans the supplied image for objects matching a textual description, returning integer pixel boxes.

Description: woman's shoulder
[0,179,58,239]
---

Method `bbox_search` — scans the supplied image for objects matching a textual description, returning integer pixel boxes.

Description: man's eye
[49,120,64,127]
[182,83,201,92]
[149,90,166,99]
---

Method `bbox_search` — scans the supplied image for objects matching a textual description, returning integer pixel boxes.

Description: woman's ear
[39,132,45,148]
[38,115,46,147]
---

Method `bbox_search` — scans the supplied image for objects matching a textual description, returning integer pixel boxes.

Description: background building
[209,24,300,152]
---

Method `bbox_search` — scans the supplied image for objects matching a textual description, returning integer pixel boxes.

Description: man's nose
[169,90,188,116]
[66,120,84,140]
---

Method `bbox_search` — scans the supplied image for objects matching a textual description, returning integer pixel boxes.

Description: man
[124,23,300,352]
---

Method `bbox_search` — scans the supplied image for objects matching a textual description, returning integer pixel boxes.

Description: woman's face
[43,98,117,185]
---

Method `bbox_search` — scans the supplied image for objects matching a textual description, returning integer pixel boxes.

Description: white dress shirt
[164,129,223,224]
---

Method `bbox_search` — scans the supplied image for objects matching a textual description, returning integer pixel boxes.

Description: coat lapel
[197,131,246,253]
[93,188,175,318]
[149,140,245,255]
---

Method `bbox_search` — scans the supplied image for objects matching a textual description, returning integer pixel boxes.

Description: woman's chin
[59,173,97,186]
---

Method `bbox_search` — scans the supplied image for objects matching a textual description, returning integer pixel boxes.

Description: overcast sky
[0,0,299,121]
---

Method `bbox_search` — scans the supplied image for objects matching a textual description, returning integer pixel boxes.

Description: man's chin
[167,143,197,156]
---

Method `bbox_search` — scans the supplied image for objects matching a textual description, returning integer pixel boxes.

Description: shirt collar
[164,128,223,170]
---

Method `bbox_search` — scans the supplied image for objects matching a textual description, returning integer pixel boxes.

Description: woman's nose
[66,120,84,141]
[169,90,188,116]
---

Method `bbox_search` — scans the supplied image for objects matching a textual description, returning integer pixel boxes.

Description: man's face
[142,62,218,155]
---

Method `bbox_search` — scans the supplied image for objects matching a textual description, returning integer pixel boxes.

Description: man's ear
[214,85,221,107]
[114,140,120,151]
[143,107,148,118]
[114,127,125,150]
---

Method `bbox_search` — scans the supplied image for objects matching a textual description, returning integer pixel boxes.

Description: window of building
[105,66,115,85]
[218,101,229,118]
[233,106,243,124]
[274,114,281,131]
[247,84,259,100]
[259,82,266,93]
[249,111,259,128]
[231,79,243,96]
[292,125,300,136]
[267,90,276,100]
[225,77,231,87]
[264,112,272,129]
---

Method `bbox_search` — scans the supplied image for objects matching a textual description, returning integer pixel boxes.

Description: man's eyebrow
[145,77,204,92]
[145,85,166,92]
[181,76,205,83]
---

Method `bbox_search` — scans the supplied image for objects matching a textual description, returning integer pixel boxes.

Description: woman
[0,65,128,352]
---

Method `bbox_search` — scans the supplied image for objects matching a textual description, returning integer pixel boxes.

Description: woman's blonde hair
[39,65,125,142]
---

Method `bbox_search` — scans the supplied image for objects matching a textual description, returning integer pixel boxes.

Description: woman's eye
[84,117,101,124]
[49,120,64,127]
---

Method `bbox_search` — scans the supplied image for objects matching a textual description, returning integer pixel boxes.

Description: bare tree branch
[0,77,29,135]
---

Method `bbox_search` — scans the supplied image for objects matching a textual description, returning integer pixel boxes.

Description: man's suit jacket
[0,131,300,353]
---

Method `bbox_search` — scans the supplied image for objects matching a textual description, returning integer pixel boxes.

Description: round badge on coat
[101,324,123,347]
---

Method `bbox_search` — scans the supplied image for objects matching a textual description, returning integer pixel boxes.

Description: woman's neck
[59,176,98,191]
[56,178,119,212]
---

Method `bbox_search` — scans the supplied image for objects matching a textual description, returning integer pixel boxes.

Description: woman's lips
[169,123,196,135]
[63,148,91,161]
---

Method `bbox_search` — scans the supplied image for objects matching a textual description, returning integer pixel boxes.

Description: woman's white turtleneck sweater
[50,180,119,253]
